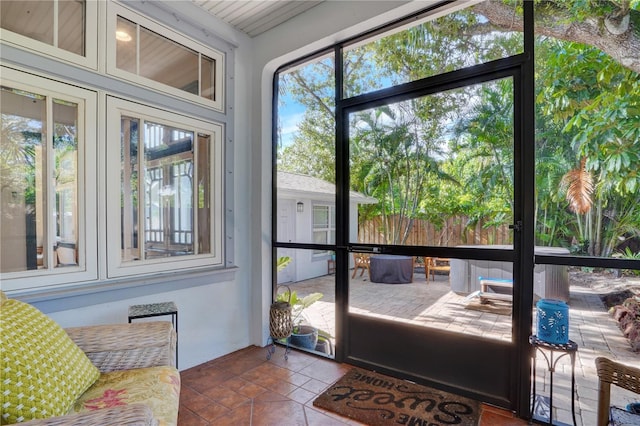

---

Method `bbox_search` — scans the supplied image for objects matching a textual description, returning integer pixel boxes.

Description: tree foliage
[475,0,640,74]
[276,1,640,256]
[535,35,640,256]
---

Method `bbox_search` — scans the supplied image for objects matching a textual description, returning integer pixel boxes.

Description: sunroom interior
[1,1,639,425]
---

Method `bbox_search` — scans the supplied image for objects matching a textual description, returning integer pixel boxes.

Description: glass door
[273,52,338,357]
[343,72,521,407]
[273,1,535,412]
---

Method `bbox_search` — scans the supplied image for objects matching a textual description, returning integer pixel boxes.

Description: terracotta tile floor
[178,345,528,425]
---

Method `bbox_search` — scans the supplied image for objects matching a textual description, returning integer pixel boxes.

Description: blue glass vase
[536,299,569,344]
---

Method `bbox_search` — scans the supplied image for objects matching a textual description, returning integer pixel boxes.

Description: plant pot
[314,335,333,355]
[288,325,318,350]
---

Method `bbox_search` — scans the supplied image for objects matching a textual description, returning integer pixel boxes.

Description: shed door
[277,199,296,283]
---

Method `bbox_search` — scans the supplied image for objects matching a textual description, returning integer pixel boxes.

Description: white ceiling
[191,0,325,37]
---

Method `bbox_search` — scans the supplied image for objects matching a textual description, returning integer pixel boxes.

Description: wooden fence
[358,215,512,247]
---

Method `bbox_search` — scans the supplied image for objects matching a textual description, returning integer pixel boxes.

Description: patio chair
[427,257,451,281]
[595,356,640,426]
[352,253,370,278]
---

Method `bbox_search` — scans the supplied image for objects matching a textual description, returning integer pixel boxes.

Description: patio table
[369,255,413,284]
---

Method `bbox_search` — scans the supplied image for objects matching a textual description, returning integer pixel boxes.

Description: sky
[277,95,305,148]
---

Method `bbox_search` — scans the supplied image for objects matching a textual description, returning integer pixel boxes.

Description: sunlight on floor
[282,268,640,426]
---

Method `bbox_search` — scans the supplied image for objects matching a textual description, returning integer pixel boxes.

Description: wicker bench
[1,291,179,425]
[24,322,179,425]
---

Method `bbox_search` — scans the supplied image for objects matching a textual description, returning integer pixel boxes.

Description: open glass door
[274,52,338,357]
[344,73,520,407]
[273,0,533,412]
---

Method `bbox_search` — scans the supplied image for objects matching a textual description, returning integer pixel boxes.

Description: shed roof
[277,171,377,204]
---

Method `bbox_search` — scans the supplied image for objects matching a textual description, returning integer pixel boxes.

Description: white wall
[48,281,250,368]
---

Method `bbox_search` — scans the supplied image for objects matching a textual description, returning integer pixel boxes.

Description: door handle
[349,245,381,253]
[509,221,522,232]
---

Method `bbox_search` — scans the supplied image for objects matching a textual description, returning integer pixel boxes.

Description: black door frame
[273,2,536,417]
[334,62,526,410]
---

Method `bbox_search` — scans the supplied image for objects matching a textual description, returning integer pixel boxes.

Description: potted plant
[315,328,334,356]
[275,256,325,351]
[276,289,323,350]
[277,256,292,272]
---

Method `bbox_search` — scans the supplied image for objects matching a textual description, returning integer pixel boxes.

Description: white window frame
[106,96,224,278]
[106,2,225,112]
[312,204,335,256]
[0,1,98,70]
[1,66,98,291]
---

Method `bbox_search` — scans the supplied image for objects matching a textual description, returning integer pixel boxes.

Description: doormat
[464,299,512,316]
[313,368,480,426]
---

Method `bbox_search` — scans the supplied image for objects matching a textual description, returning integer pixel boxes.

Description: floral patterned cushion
[71,366,180,426]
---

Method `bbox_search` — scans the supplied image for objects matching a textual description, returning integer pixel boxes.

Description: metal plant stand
[530,335,578,426]
[266,336,291,360]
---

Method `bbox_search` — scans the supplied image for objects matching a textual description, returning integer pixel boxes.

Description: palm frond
[560,158,593,214]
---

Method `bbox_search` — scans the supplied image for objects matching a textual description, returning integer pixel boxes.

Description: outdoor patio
[285,268,640,426]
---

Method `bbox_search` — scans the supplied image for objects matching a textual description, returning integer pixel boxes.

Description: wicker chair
[22,321,177,425]
[595,357,640,426]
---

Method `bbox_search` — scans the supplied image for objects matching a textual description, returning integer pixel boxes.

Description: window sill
[10,266,238,314]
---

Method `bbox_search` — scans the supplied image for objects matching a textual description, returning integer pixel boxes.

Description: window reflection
[59,0,85,55]
[1,1,54,46]
[121,116,140,262]
[53,99,79,266]
[120,117,213,262]
[143,123,194,259]
[116,16,137,74]
[1,87,78,272]
[115,14,218,102]
[1,0,86,56]
[139,28,198,94]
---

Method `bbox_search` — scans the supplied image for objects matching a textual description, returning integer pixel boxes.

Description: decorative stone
[626,321,640,352]
[609,297,640,352]
[613,306,631,322]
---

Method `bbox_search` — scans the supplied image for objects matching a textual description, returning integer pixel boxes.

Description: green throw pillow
[0,299,100,424]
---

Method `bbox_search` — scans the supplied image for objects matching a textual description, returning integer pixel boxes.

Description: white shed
[276,171,376,283]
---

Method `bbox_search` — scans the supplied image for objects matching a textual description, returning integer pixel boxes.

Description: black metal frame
[336,62,524,410]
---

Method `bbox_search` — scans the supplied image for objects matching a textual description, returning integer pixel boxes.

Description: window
[0,0,98,69]
[0,66,97,290]
[2,3,233,291]
[106,97,223,277]
[107,3,225,111]
[312,204,335,255]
